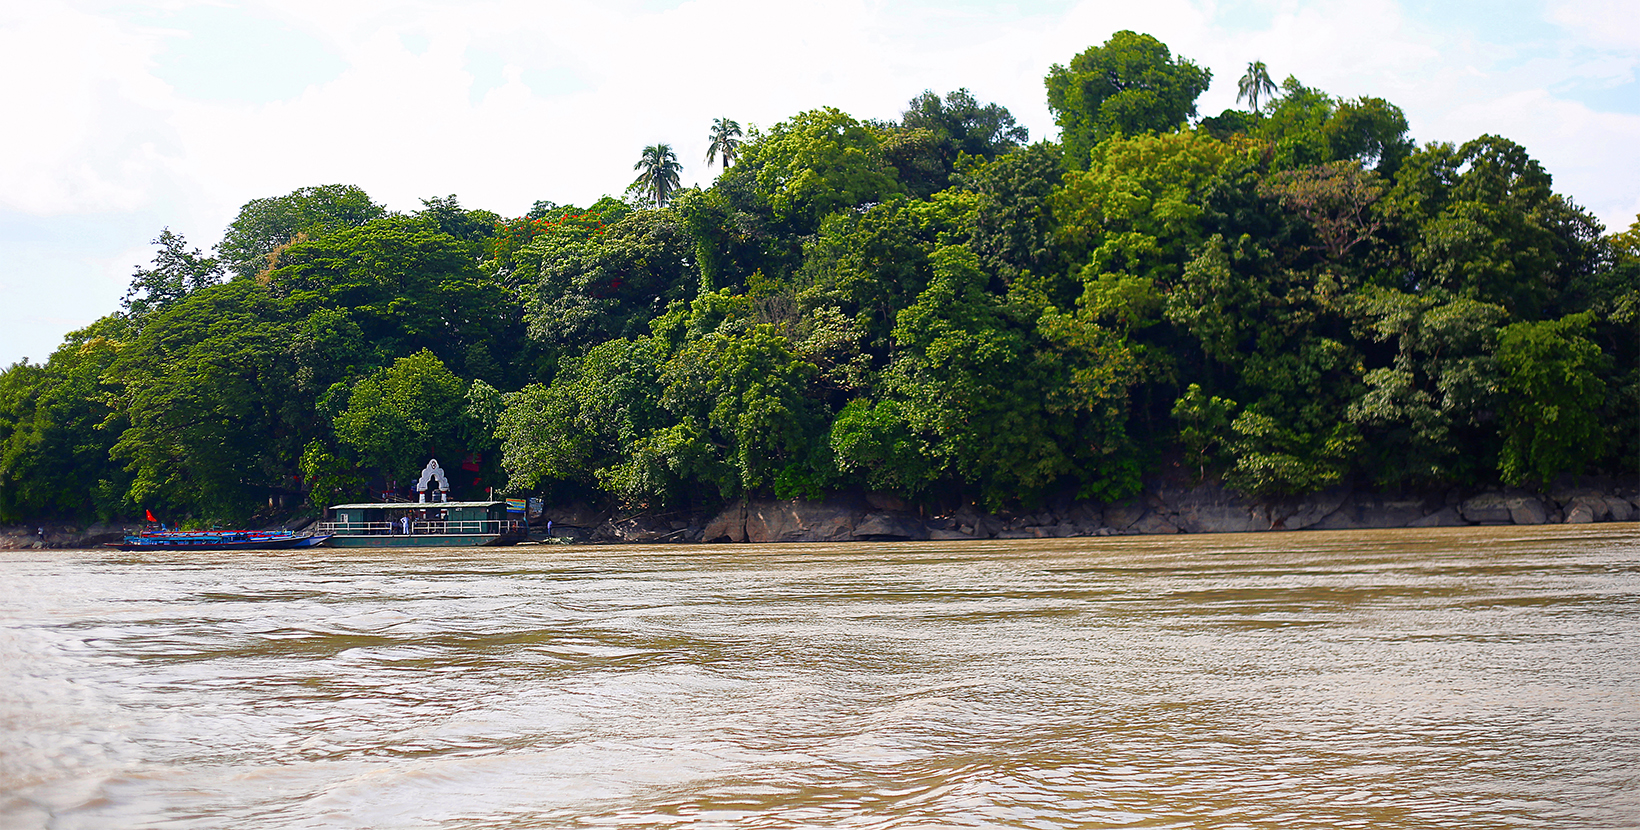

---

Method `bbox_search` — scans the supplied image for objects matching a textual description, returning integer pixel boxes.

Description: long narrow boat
[108,528,331,551]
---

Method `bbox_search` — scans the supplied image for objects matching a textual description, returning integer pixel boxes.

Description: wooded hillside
[3,32,1635,525]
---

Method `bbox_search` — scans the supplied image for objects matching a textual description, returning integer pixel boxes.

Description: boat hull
[108,533,331,551]
[321,534,517,547]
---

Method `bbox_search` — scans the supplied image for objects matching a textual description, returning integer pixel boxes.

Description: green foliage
[1172,383,1236,482]
[1054,129,1233,302]
[108,281,299,522]
[960,142,1066,288]
[332,350,472,485]
[889,88,1028,196]
[658,324,824,501]
[903,88,1029,160]
[1240,79,1414,174]
[1167,231,1368,496]
[1345,287,1507,485]
[882,246,1096,507]
[8,39,1634,524]
[528,207,700,351]
[268,215,522,385]
[0,318,133,522]
[495,337,669,495]
[1044,31,1212,170]
[415,194,501,259]
[1237,61,1277,113]
[217,184,386,278]
[631,144,684,207]
[123,229,223,319]
[1224,406,1359,496]
[797,196,962,353]
[830,399,934,494]
[1257,161,1385,259]
[488,200,626,288]
[298,439,366,508]
[1495,313,1608,485]
[1384,135,1601,318]
[736,107,904,232]
[706,117,743,171]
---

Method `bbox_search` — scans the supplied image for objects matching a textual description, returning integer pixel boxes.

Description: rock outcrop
[699,498,931,543]
[0,522,125,550]
[683,476,1639,545]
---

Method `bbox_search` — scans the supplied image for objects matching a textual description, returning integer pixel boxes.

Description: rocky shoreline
[5,477,1636,550]
[548,476,1640,545]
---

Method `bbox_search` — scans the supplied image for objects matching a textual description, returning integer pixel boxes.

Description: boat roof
[327,501,508,510]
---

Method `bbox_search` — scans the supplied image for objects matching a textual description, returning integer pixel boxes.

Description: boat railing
[315,519,524,537]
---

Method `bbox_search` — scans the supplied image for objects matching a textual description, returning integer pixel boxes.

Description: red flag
[145,509,158,523]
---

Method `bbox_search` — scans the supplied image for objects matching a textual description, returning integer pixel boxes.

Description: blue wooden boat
[108,528,330,551]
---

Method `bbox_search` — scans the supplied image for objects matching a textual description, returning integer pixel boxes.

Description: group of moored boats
[110,460,532,551]
[109,500,529,551]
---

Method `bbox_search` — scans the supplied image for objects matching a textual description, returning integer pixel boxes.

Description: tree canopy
[1045,31,1213,169]
[2,33,1632,526]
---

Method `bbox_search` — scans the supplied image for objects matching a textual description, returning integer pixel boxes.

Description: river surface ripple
[2,525,1638,829]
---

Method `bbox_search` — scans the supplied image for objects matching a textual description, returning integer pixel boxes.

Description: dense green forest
[2,32,1636,525]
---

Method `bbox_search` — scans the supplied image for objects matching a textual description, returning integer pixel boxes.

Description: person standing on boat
[401,515,410,535]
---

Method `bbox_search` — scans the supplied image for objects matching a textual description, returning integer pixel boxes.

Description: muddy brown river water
[2,525,1638,828]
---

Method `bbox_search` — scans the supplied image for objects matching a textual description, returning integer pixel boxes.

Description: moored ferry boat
[316,501,525,547]
[109,528,330,551]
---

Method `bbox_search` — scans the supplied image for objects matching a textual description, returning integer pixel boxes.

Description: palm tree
[631,143,683,207]
[1237,61,1277,113]
[705,117,742,171]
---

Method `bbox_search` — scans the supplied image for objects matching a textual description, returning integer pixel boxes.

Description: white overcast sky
[2,0,1637,366]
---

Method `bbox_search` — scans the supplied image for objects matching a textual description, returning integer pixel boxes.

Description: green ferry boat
[317,501,526,547]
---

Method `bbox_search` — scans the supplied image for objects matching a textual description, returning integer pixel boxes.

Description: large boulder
[1104,502,1148,532]
[1174,503,1263,533]
[1564,498,1604,524]
[598,515,679,543]
[1408,506,1466,527]
[1271,485,1353,530]
[1505,495,1547,525]
[1459,493,1514,525]
[1058,502,1104,529]
[1314,494,1427,530]
[948,506,991,537]
[1165,483,1264,533]
[1605,497,1635,523]
[1128,512,1181,535]
[970,514,1003,538]
[745,501,863,543]
[851,512,929,541]
[702,503,747,542]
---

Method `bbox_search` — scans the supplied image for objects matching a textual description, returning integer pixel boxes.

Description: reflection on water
[2,525,1638,828]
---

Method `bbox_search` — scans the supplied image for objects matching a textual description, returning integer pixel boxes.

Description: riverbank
[542,475,1640,545]
[6,475,1636,549]
[0,514,318,550]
